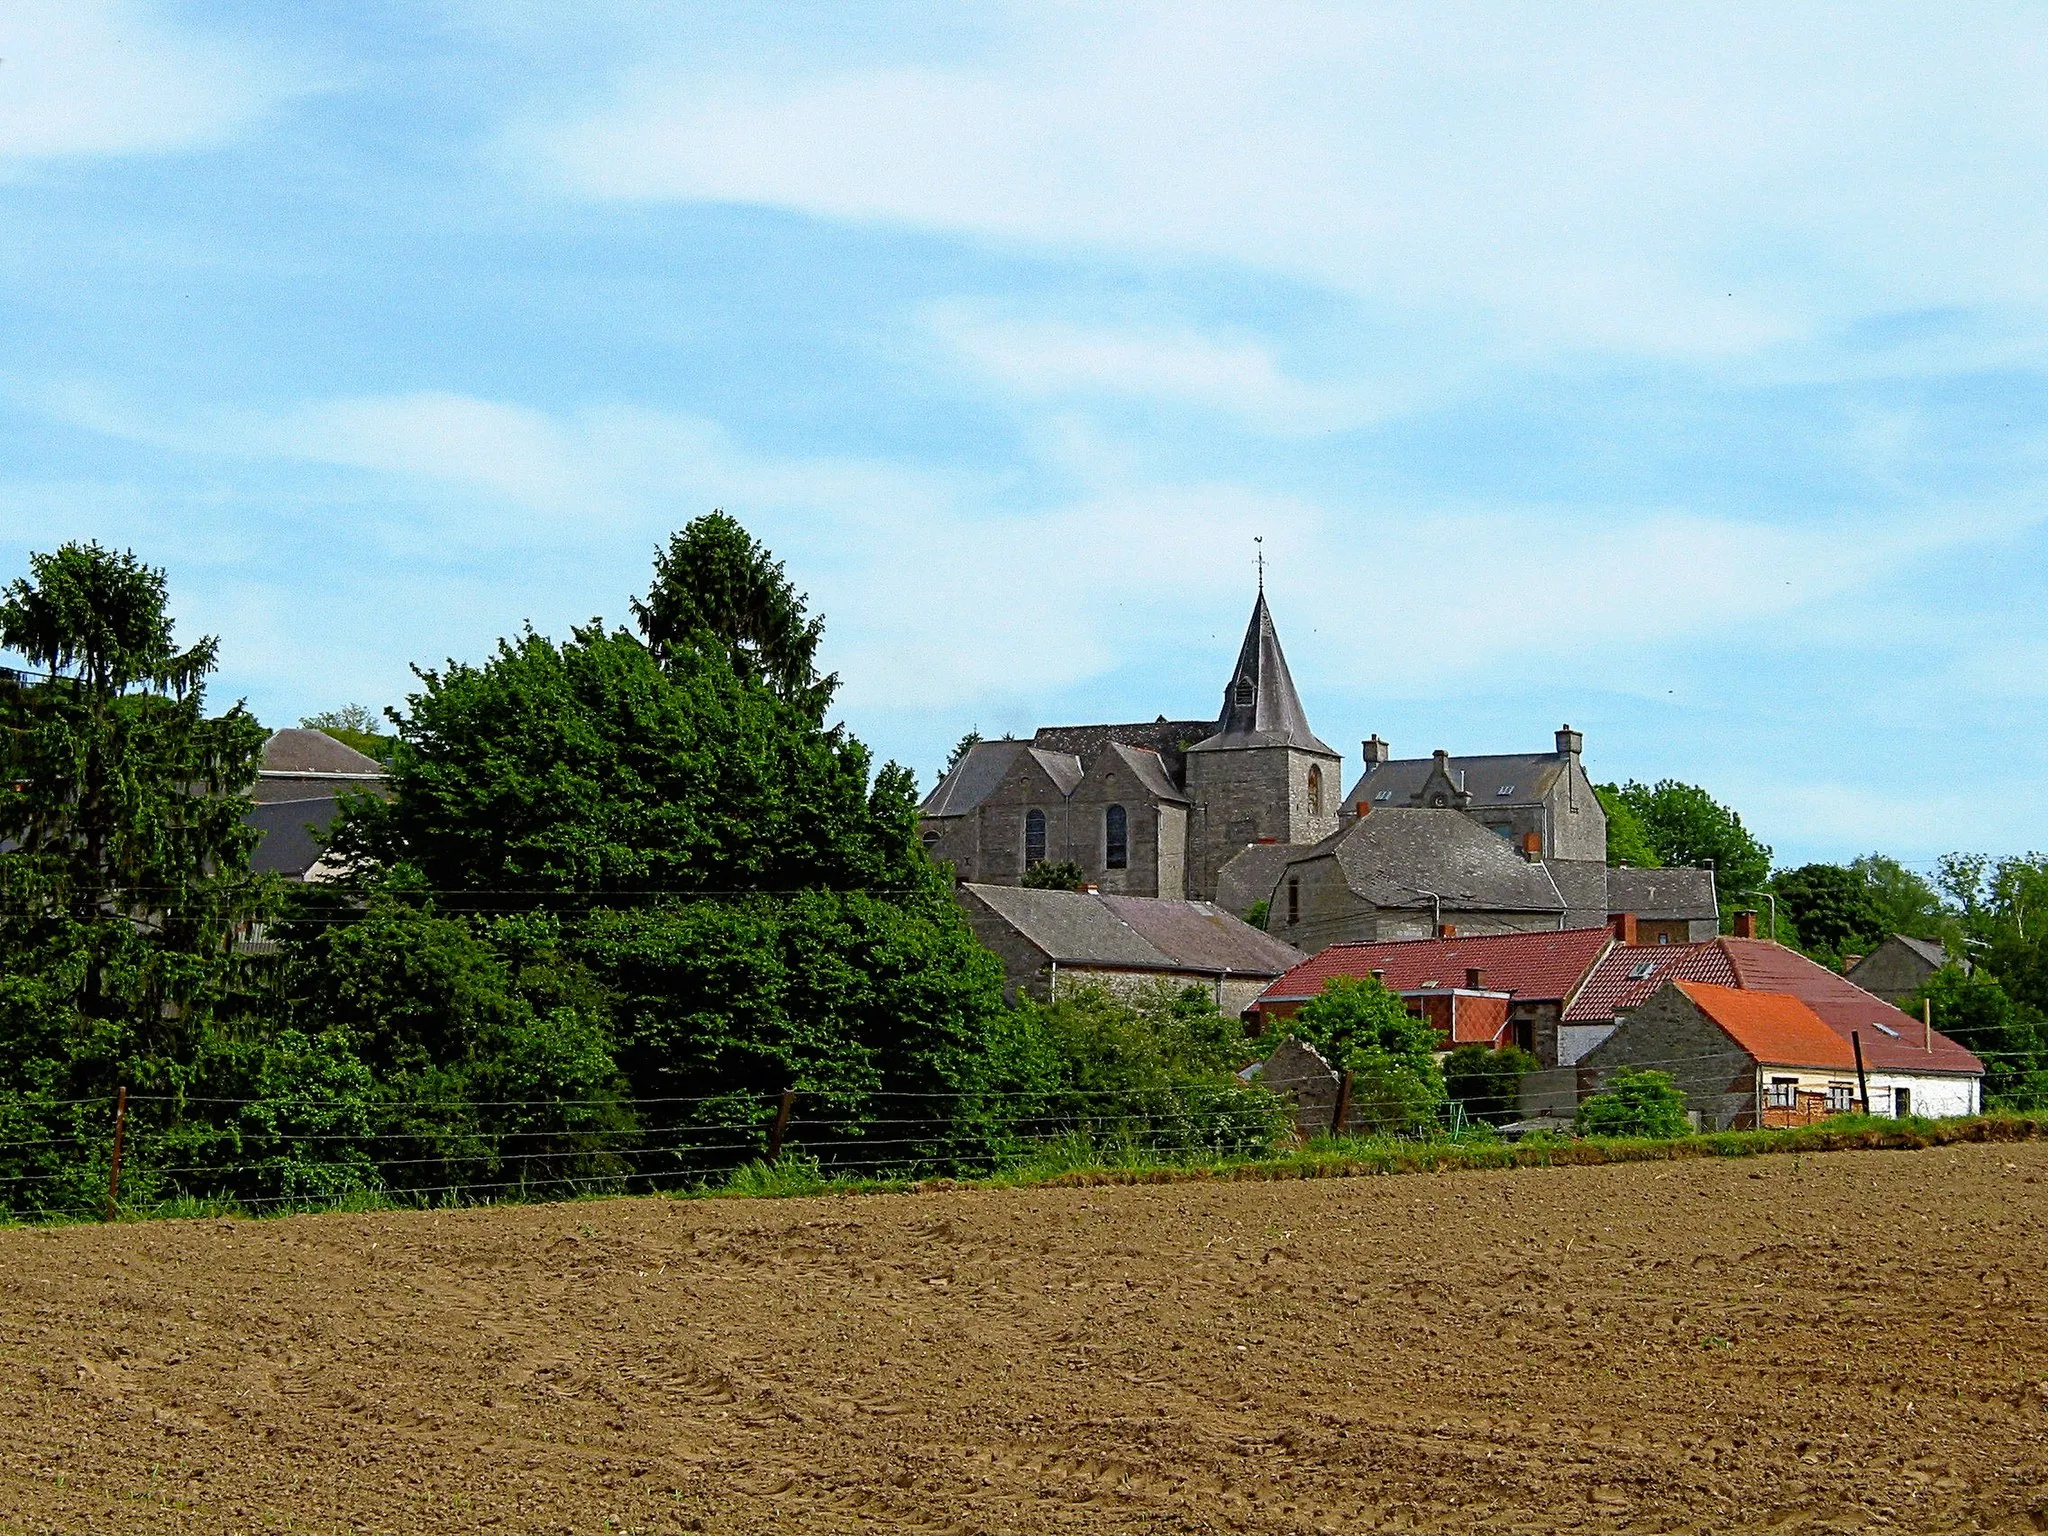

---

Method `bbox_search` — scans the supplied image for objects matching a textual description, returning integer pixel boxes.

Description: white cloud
[929,307,1368,431]
[523,4,2048,359]
[0,2,286,167]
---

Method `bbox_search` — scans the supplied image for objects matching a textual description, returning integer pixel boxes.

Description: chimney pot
[1732,909,1758,940]
[1369,967,1385,982]
[1356,800,1371,818]
[1082,883,1099,894]
[1362,735,1390,767]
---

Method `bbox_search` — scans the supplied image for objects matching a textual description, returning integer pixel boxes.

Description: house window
[1287,877,1301,926]
[920,830,941,849]
[1307,765,1323,817]
[1767,1077,1797,1110]
[1024,808,1046,868]
[1105,804,1128,869]
[1893,1085,1912,1117]
[1826,1083,1855,1113]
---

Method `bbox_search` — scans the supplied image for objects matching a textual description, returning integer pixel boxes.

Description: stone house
[920,591,1338,901]
[1844,935,1954,1007]
[1340,729,1606,863]
[957,883,1304,1016]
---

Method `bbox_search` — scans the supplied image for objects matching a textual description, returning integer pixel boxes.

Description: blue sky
[5,3,2047,872]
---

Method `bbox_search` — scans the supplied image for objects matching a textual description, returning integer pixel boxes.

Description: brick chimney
[1082,883,1099,894]
[1356,800,1371,818]
[1437,923,1458,939]
[1732,909,1758,940]
[1556,724,1583,759]
[1521,831,1543,862]
[1610,911,1638,944]
[1361,735,1389,768]
[1465,966,1483,990]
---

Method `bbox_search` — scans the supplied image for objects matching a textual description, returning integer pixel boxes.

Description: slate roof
[1187,593,1335,756]
[1294,808,1566,914]
[962,884,1305,976]
[1102,741,1189,804]
[1546,858,1612,927]
[920,735,1182,816]
[1032,747,1085,797]
[1608,865,1719,921]
[1673,981,1858,1071]
[1257,926,1616,1005]
[1567,937,1983,1076]
[246,795,341,879]
[1213,842,1304,919]
[1340,751,1565,815]
[1032,719,1211,788]
[261,728,386,776]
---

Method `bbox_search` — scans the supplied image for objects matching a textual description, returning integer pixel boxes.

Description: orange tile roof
[1674,982,1857,1070]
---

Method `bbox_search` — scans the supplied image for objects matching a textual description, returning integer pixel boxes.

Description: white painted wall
[1863,1072,1980,1119]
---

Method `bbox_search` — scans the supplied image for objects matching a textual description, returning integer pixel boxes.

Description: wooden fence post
[104,1086,128,1222]
[1330,1071,1353,1137]
[1851,1032,1870,1116]
[766,1089,797,1161]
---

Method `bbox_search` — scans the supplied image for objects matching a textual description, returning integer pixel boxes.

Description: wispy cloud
[0,2,290,169]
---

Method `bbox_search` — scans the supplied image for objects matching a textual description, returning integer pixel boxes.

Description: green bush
[1443,1044,1537,1127]
[1576,1067,1691,1139]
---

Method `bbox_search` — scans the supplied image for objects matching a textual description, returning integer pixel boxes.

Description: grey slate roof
[1290,808,1566,914]
[963,884,1305,976]
[246,795,340,879]
[261,728,385,776]
[1607,865,1719,921]
[1213,841,1307,919]
[1033,719,1211,787]
[1894,934,1948,968]
[921,738,1030,817]
[1545,858,1613,927]
[1031,747,1085,797]
[1187,593,1335,756]
[1340,751,1565,814]
[1104,741,1190,804]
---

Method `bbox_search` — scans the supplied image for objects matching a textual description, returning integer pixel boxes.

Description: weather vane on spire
[1255,535,1264,593]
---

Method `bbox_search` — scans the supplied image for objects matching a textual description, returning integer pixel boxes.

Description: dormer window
[1105,804,1128,869]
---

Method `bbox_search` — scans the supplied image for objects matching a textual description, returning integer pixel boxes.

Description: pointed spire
[1189,591,1335,754]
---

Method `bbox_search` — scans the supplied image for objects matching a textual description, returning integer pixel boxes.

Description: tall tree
[0,543,268,1035]
[1615,779,1772,898]
[1594,783,1661,868]
[633,511,836,718]
[1772,863,1883,959]
[1850,854,1950,942]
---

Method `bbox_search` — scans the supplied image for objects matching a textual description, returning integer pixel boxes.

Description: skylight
[1374,789,1393,802]
[1871,1021,1900,1038]
[1496,784,1515,796]
[1629,961,1657,979]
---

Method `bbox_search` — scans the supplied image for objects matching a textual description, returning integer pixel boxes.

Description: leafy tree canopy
[301,704,396,764]
[1443,1044,1536,1126]
[1613,779,1772,899]
[1288,976,1446,1130]
[1850,854,1949,943]
[632,511,835,717]
[1771,863,1883,960]
[1021,861,1086,891]
[1911,964,2048,1109]
[1595,784,1661,868]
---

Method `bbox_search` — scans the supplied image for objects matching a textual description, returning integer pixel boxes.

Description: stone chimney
[1732,910,1758,940]
[1555,724,1583,759]
[1361,735,1390,768]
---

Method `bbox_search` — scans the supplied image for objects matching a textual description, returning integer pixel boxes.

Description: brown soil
[3,1143,2046,1535]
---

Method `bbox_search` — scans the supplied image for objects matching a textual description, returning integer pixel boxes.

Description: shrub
[1576,1067,1691,1139]
[1021,861,1086,891]
[1443,1044,1537,1127]
[1289,976,1445,1132]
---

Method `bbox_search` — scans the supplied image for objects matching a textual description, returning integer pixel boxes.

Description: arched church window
[1287,877,1301,927]
[1024,808,1047,868]
[1307,765,1323,817]
[1105,804,1128,869]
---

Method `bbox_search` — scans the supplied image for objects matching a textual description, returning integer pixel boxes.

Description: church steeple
[1194,590,1335,755]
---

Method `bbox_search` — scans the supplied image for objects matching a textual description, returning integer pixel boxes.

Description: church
[918,590,1720,946]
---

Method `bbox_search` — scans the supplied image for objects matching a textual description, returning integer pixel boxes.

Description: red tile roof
[1674,982,1857,1070]
[1568,937,1984,1077]
[1565,942,1738,1021]
[1716,938,1983,1076]
[1255,927,1614,1006]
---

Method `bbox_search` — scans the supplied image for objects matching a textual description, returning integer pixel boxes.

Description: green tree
[1772,863,1882,961]
[1938,853,2048,1015]
[1615,780,1772,902]
[1021,860,1085,891]
[632,511,834,717]
[1575,1067,1690,1139]
[942,729,983,778]
[1443,1044,1537,1127]
[1595,784,1661,868]
[1850,854,1949,943]
[1288,976,1446,1132]
[1912,965,2048,1109]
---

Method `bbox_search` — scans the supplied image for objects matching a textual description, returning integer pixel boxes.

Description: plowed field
[4,1142,2046,1535]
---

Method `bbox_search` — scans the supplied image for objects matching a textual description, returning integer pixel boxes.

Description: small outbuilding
[1844,935,1954,1008]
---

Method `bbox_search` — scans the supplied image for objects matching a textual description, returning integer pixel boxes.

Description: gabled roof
[1031,747,1085,797]
[1567,942,1740,1021]
[1341,751,1565,815]
[920,738,1085,815]
[1295,808,1566,914]
[1608,865,1719,922]
[1213,842,1305,920]
[1187,592,1335,756]
[261,728,385,776]
[1673,981,1857,1071]
[1101,741,1189,805]
[1256,926,1615,1006]
[1717,938,1982,1075]
[1566,937,1984,1076]
[1032,719,1211,788]
[962,884,1305,976]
